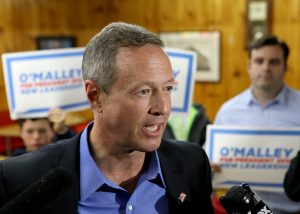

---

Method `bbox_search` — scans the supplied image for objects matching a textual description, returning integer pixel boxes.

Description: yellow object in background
[0,155,7,160]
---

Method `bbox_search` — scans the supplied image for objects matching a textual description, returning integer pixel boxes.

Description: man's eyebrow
[167,77,175,82]
[136,78,174,87]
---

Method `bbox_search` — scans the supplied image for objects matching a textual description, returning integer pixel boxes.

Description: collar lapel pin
[177,192,187,204]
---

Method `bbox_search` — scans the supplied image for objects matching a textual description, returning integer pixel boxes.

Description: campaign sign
[166,48,196,115]
[206,125,300,192]
[2,47,195,119]
[2,48,88,119]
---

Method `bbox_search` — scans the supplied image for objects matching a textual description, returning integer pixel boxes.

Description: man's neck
[91,140,147,191]
[96,151,147,192]
[251,85,283,106]
[89,122,149,192]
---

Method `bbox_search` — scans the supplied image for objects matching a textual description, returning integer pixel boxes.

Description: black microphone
[220,183,274,214]
[0,167,73,214]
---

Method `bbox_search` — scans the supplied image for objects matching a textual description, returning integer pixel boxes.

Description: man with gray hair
[0,22,213,213]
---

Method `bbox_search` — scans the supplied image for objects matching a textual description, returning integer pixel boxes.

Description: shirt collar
[140,150,166,188]
[79,122,106,201]
[79,122,165,201]
[276,85,289,105]
[245,85,288,106]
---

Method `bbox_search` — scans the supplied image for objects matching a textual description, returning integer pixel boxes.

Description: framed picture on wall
[160,31,221,82]
[246,0,272,48]
[36,36,76,50]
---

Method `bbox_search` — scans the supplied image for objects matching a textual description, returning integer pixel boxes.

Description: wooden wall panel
[107,0,160,30]
[272,0,300,90]
[157,0,249,120]
[1,0,300,128]
[0,0,109,116]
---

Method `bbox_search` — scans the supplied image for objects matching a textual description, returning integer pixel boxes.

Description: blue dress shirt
[78,123,169,214]
[214,86,300,213]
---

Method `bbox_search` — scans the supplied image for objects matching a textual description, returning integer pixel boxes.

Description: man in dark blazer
[0,22,213,213]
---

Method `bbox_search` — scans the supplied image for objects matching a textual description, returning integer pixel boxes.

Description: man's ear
[85,80,103,113]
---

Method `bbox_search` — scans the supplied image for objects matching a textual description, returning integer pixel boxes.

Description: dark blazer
[284,150,300,202]
[0,134,213,213]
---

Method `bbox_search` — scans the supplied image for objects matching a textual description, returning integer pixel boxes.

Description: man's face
[99,44,174,153]
[248,45,286,92]
[20,119,55,152]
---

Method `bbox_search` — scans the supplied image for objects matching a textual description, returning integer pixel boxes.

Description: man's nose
[149,91,171,116]
[32,131,41,139]
[262,61,271,71]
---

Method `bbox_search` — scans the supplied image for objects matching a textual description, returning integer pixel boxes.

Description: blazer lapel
[50,136,81,213]
[158,141,191,208]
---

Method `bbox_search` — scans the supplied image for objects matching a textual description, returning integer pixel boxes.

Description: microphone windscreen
[224,185,246,203]
[0,167,73,214]
[220,185,249,213]
[220,183,274,214]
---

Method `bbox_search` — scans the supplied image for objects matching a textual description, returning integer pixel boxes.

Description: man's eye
[137,89,151,97]
[270,59,280,65]
[38,129,47,134]
[254,58,263,64]
[164,86,173,94]
[26,130,34,134]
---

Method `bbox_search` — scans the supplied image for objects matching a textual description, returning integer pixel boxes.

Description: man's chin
[143,139,162,152]
[31,145,43,150]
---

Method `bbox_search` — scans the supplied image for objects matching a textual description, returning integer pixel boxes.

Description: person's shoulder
[3,142,62,167]
[1,135,79,175]
[287,87,300,100]
[160,138,201,149]
[13,148,27,157]
[0,136,79,201]
[219,89,249,110]
[158,139,211,175]
[214,89,249,123]
[159,138,207,159]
